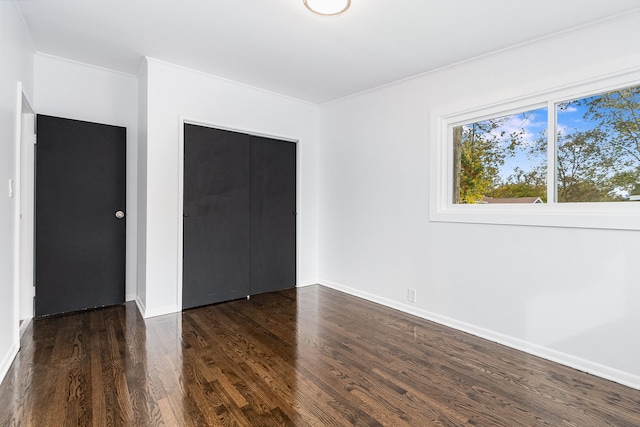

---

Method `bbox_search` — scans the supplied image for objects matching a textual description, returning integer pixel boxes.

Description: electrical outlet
[407,288,416,303]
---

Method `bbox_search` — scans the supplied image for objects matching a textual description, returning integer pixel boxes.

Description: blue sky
[493,107,547,182]
[557,100,591,135]
[492,100,592,182]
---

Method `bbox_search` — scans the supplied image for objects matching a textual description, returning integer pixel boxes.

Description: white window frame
[429,61,640,231]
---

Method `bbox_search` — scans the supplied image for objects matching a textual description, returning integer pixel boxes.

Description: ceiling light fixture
[303,0,351,16]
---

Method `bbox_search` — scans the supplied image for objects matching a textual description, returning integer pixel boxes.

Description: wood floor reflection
[1,285,639,426]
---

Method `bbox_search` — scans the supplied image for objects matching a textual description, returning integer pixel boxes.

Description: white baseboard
[19,318,31,338]
[135,297,180,319]
[296,281,318,288]
[318,279,640,391]
[134,296,146,317]
[0,341,19,386]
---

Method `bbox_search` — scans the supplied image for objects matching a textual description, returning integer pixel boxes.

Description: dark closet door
[35,115,126,317]
[182,124,296,309]
[250,136,296,295]
[183,125,251,309]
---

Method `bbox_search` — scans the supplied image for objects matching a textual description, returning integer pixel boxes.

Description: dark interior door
[35,115,126,317]
[250,136,296,295]
[183,124,296,309]
[183,125,251,308]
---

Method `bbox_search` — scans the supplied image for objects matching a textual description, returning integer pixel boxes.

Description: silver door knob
[115,210,125,219]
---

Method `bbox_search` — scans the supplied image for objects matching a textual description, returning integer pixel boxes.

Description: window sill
[429,203,640,230]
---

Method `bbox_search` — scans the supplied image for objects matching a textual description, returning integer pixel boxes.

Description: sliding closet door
[250,136,296,295]
[183,125,250,309]
[183,124,297,309]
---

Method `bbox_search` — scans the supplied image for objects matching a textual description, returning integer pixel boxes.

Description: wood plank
[1,286,639,426]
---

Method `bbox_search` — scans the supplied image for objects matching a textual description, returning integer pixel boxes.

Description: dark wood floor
[1,285,639,426]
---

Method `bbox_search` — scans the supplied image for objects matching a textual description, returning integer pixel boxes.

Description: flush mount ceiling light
[303,0,351,16]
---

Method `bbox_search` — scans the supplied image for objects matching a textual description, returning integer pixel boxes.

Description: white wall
[0,0,34,382]
[33,54,138,302]
[138,58,320,317]
[319,12,640,389]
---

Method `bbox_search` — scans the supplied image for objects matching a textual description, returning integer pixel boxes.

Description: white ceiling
[17,0,640,104]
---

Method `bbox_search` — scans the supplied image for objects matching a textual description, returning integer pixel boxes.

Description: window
[556,86,640,203]
[453,107,548,204]
[430,67,640,230]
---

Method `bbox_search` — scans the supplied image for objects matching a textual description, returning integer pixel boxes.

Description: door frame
[13,83,35,339]
[177,116,300,309]
[18,90,35,323]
